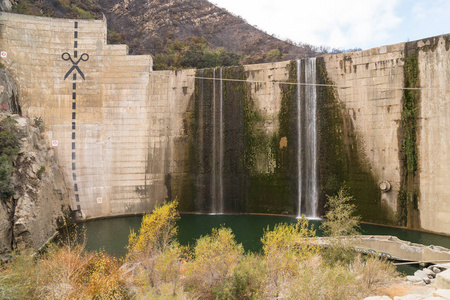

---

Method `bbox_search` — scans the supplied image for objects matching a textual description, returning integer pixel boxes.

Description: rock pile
[407,264,450,286]
[364,263,450,300]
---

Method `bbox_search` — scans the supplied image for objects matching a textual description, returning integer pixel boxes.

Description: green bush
[320,187,361,265]
[153,37,242,70]
[0,117,20,202]
[0,154,15,201]
[184,227,244,299]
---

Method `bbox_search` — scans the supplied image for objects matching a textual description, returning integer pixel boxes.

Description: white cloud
[213,0,403,49]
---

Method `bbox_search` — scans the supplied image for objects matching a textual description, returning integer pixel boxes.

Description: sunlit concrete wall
[0,12,153,218]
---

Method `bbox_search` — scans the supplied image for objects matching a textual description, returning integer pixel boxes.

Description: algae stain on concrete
[397,41,422,229]
[316,57,396,224]
[245,62,297,215]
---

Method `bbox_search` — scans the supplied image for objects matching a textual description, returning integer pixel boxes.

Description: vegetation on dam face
[0,195,398,299]
[397,41,421,229]
[316,58,396,225]
[178,64,298,215]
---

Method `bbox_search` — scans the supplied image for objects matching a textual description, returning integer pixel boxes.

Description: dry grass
[0,243,129,300]
[373,279,435,298]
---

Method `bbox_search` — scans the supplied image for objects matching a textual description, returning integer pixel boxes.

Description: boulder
[415,269,434,280]
[0,0,14,12]
[433,267,442,274]
[437,270,450,290]
[433,289,450,300]
[0,68,20,114]
[407,275,425,284]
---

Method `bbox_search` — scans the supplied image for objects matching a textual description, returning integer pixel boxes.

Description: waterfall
[210,67,224,214]
[296,59,302,217]
[211,68,217,213]
[218,67,224,213]
[304,58,318,218]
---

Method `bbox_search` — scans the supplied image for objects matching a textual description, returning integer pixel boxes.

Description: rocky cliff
[0,68,70,262]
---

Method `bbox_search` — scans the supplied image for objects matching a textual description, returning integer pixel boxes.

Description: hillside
[2,0,318,64]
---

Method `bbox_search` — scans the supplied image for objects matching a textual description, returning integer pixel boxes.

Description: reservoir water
[66,214,450,264]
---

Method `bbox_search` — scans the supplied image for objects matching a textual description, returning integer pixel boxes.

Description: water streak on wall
[305,58,319,218]
[296,59,302,217]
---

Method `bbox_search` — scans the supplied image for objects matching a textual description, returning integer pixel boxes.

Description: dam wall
[0,12,153,218]
[0,12,449,235]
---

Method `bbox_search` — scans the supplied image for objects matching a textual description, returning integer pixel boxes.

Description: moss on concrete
[316,57,395,224]
[397,42,421,228]
[244,62,296,214]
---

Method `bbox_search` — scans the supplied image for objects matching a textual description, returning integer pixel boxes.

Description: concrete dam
[0,12,449,235]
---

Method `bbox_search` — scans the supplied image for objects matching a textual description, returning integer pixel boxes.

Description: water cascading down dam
[297,58,319,219]
[211,67,224,214]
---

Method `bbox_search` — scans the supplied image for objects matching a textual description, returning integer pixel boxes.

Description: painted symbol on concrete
[52,140,58,147]
[0,51,6,58]
[96,197,102,204]
[61,52,89,80]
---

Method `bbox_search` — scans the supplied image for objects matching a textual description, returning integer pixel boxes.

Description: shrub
[127,201,180,259]
[126,201,183,296]
[0,249,39,300]
[260,218,319,298]
[320,186,361,265]
[286,256,367,300]
[351,255,398,290]
[184,227,244,299]
[231,253,266,299]
[0,154,15,201]
[34,117,43,131]
[0,117,20,202]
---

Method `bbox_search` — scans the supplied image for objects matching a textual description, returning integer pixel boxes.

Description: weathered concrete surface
[313,235,450,264]
[0,12,153,219]
[417,37,450,235]
[436,270,450,290]
[0,67,20,114]
[145,69,196,208]
[321,45,404,220]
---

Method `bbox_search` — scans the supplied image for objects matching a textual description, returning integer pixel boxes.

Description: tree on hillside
[153,36,242,70]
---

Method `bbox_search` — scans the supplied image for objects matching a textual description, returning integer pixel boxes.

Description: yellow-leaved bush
[127,200,180,259]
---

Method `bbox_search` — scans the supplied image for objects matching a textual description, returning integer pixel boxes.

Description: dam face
[1,12,449,235]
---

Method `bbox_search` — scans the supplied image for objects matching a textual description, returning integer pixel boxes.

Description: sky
[211,0,450,50]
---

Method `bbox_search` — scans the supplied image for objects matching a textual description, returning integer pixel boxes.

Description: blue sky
[211,0,450,50]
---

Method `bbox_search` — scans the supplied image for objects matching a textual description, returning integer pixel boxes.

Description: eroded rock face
[0,0,15,12]
[0,114,70,261]
[0,67,21,114]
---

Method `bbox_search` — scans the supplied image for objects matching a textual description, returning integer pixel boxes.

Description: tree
[320,186,360,237]
[265,48,282,62]
[320,186,361,265]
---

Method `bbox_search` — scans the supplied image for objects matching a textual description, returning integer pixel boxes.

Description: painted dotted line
[72,21,80,211]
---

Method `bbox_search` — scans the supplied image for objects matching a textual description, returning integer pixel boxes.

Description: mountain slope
[3,0,317,63]
[97,0,317,61]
